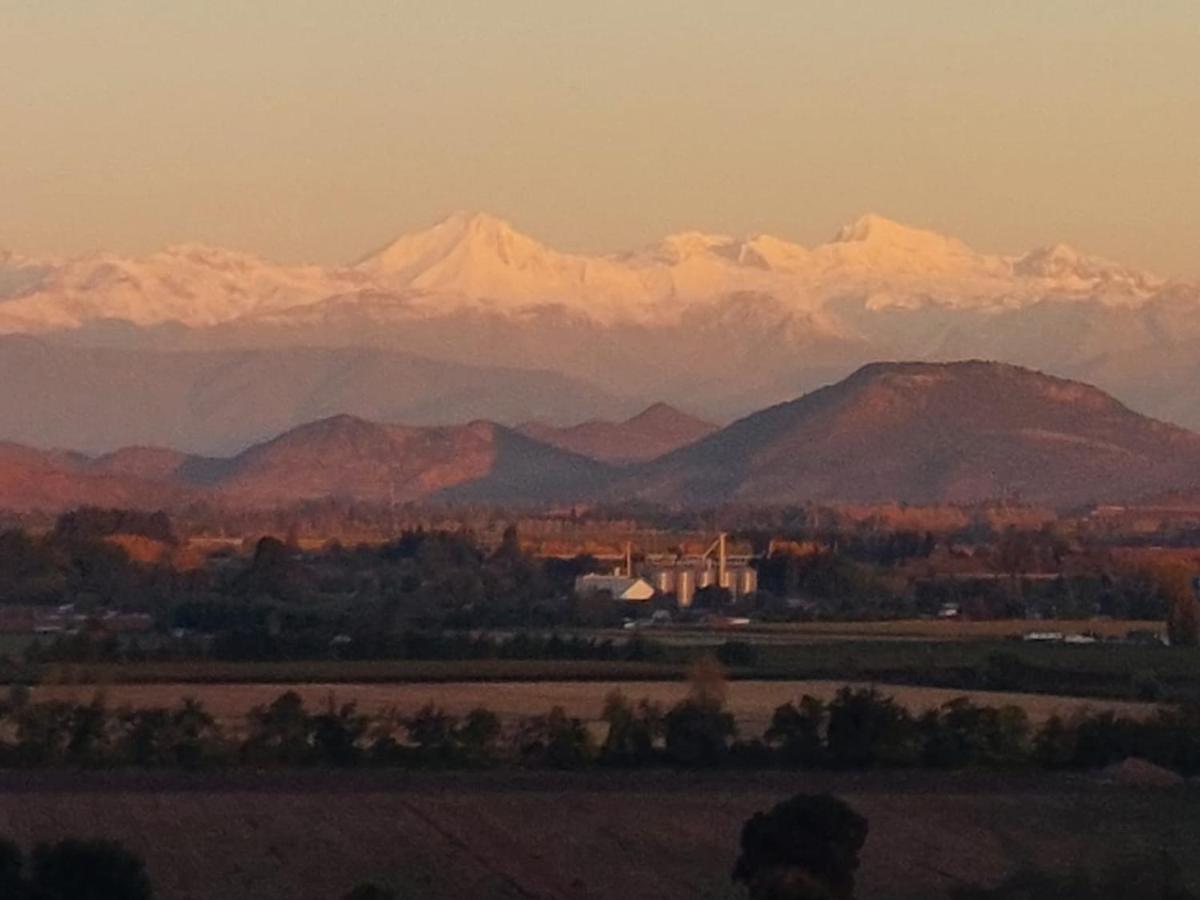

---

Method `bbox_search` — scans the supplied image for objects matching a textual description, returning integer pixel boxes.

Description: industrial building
[574,534,757,608]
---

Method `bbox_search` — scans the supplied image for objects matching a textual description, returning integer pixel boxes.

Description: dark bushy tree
[733,794,869,900]
[600,691,663,765]
[918,699,1030,769]
[31,838,154,900]
[825,688,917,768]
[515,706,593,769]
[765,697,827,767]
[664,659,737,767]
[0,838,27,899]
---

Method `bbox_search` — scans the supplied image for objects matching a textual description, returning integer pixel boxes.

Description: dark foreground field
[0,771,1195,900]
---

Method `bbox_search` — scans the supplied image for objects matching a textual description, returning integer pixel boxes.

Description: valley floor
[0,770,1193,900]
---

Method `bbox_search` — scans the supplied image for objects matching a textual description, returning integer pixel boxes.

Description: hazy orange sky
[1,2,1197,275]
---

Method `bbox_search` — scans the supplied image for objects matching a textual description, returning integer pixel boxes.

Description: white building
[574,574,656,602]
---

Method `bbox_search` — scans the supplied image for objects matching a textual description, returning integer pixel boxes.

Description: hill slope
[0,416,610,512]
[188,415,610,507]
[517,403,717,463]
[0,444,195,512]
[625,361,1200,507]
[5,362,1200,512]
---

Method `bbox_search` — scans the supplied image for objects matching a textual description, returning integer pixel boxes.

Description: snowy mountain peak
[355,211,561,283]
[1013,243,1161,293]
[830,213,973,255]
[648,231,737,264]
[821,213,983,279]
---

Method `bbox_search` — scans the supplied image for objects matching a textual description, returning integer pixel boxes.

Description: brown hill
[0,443,194,512]
[0,417,609,512]
[190,415,609,506]
[7,362,1200,512]
[624,361,1200,507]
[518,403,717,463]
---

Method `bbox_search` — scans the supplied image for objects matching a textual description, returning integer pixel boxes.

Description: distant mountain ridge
[517,403,717,463]
[2,361,1200,513]
[0,336,640,455]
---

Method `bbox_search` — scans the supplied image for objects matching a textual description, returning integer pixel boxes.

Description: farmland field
[0,771,1194,900]
[30,679,1158,735]
[609,619,1161,643]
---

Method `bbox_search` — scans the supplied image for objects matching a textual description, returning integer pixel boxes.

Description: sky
[1,1,1197,276]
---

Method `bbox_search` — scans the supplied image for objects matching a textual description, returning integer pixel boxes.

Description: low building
[574,574,656,602]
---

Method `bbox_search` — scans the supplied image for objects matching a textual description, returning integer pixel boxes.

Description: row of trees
[2,678,1197,775]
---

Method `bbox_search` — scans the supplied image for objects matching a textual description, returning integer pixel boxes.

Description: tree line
[1,679,1196,776]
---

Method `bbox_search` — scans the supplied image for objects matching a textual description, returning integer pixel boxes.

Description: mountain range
[3,211,1200,449]
[0,337,639,455]
[3,362,1199,512]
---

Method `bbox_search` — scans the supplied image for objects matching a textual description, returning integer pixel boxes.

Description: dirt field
[30,679,1158,735]
[0,771,1193,900]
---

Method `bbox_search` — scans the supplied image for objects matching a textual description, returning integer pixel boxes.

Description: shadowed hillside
[518,403,717,463]
[202,415,610,506]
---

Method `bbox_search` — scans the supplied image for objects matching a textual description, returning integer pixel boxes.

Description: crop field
[34,658,692,686]
[0,771,1194,900]
[728,618,1162,641]
[29,634,1200,707]
[30,679,1157,735]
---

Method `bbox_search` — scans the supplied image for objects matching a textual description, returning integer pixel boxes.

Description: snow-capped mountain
[0,211,1173,333]
[2,211,1199,441]
[0,244,363,331]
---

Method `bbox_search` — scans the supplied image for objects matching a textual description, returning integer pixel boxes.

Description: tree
[825,688,916,768]
[1157,565,1200,648]
[311,699,369,766]
[732,794,869,900]
[919,698,1030,769]
[31,839,154,900]
[600,691,663,765]
[663,657,736,766]
[455,707,503,766]
[765,696,827,767]
[0,838,28,900]
[242,691,312,765]
[515,706,593,768]
[404,705,458,765]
